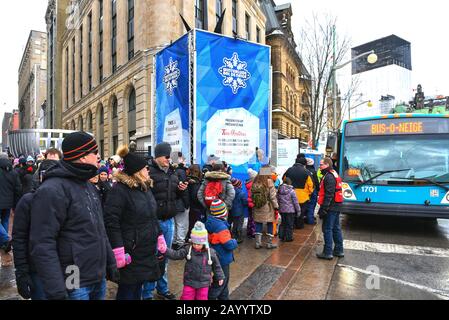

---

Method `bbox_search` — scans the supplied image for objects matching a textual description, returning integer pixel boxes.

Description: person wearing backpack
[316,157,344,260]
[198,163,235,213]
[251,167,279,249]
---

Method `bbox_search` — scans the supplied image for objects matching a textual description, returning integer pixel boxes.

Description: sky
[1,0,449,143]
[275,0,449,98]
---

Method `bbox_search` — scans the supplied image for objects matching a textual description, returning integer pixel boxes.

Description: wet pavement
[2,215,449,300]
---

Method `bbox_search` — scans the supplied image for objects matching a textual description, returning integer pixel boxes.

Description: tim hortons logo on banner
[218,52,251,94]
[163,57,181,96]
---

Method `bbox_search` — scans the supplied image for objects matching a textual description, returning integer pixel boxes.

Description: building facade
[59,0,266,159]
[18,31,48,129]
[45,0,70,129]
[351,34,412,118]
[2,113,12,152]
[262,1,310,145]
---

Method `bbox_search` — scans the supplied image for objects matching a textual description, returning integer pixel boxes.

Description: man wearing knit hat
[206,199,238,300]
[29,132,117,300]
[142,142,188,300]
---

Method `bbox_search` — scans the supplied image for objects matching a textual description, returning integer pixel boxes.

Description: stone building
[59,0,266,159]
[18,31,48,129]
[261,1,310,145]
[45,0,70,129]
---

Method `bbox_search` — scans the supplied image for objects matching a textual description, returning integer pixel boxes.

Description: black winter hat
[154,142,172,159]
[62,131,98,162]
[296,157,308,166]
[117,145,147,176]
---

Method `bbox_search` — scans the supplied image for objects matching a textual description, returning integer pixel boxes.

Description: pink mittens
[157,235,167,254]
[113,247,132,269]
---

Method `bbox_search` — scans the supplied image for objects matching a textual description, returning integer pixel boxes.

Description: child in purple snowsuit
[277,178,301,242]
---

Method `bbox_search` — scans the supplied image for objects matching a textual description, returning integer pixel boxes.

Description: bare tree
[297,14,354,149]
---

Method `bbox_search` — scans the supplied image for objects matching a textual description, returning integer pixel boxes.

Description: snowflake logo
[218,52,251,94]
[163,57,181,96]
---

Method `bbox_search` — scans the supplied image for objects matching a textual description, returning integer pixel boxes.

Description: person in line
[29,132,118,300]
[173,153,190,250]
[305,158,320,225]
[159,221,225,300]
[251,167,279,249]
[245,169,258,238]
[316,157,344,260]
[229,178,248,244]
[104,145,164,300]
[206,200,238,300]
[186,165,206,238]
[142,142,188,300]
[277,178,301,242]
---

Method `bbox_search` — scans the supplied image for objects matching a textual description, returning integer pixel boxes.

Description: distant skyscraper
[351,35,412,118]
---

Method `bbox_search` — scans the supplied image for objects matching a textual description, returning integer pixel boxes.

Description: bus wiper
[354,168,411,189]
[388,177,449,192]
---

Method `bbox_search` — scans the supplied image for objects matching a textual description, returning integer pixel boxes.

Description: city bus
[339,114,449,218]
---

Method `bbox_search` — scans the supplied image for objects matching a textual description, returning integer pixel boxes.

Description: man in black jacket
[29,132,118,300]
[142,142,188,300]
[0,154,21,253]
[316,157,344,260]
[305,158,320,225]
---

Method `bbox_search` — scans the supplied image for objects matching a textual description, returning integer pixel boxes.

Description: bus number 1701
[361,186,378,193]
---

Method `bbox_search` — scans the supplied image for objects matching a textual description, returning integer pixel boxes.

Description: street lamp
[349,100,373,120]
[332,26,378,131]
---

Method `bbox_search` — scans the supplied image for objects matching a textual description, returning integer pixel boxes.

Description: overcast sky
[275,0,449,97]
[1,0,448,143]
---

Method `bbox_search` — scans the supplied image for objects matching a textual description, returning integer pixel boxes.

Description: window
[99,105,104,125]
[79,116,84,131]
[232,0,238,36]
[195,0,206,30]
[66,47,69,108]
[128,88,136,112]
[88,111,93,131]
[216,0,223,24]
[256,26,261,43]
[72,37,75,104]
[127,0,134,60]
[112,97,118,118]
[79,25,83,98]
[111,0,117,73]
[113,136,118,154]
[88,13,92,91]
[245,13,250,40]
[99,0,103,83]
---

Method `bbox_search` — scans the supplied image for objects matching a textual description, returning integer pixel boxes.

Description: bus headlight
[344,190,353,198]
[342,183,357,201]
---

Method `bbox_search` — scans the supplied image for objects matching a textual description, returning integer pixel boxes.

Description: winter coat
[165,244,225,289]
[12,192,36,277]
[283,164,314,204]
[306,165,320,193]
[245,180,255,209]
[205,216,238,266]
[319,168,343,212]
[0,158,22,210]
[148,159,186,221]
[230,187,248,217]
[252,179,279,223]
[18,165,36,195]
[97,180,112,207]
[198,171,235,210]
[32,159,58,191]
[29,161,116,300]
[175,164,190,210]
[103,171,162,285]
[277,184,301,214]
[188,176,206,220]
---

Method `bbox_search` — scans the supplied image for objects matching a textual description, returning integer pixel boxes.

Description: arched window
[112,96,118,118]
[78,115,84,131]
[128,88,136,112]
[71,120,76,130]
[285,88,289,111]
[99,105,104,125]
[87,110,93,132]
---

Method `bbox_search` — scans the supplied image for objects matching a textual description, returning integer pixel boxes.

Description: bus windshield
[342,134,449,185]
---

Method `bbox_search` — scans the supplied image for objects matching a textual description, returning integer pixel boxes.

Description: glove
[106,265,120,284]
[157,235,167,254]
[113,247,132,269]
[318,208,328,219]
[15,273,33,300]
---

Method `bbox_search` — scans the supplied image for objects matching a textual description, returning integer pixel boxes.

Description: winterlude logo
[218,52,251,94]
[163,57,181,96]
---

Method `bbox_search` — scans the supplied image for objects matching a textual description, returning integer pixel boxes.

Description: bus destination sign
[345,117,449,137]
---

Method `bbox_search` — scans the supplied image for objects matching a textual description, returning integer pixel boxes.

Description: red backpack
[204,181,223,207]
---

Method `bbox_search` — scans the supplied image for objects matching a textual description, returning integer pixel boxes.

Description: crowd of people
[0,131,344,300]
